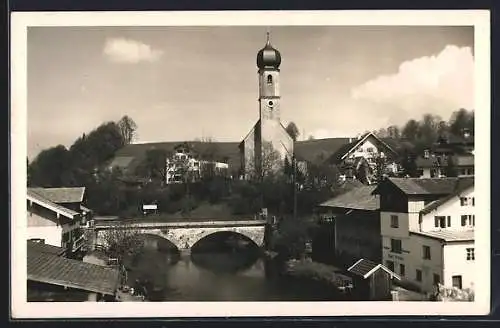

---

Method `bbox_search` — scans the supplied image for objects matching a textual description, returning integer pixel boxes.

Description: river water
[124,235,345,302]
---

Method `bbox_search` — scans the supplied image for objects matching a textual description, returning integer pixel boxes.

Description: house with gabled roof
[372,176,475,294]
[347,258,400,300]
[27,187,91,257]
[295,132,405,185]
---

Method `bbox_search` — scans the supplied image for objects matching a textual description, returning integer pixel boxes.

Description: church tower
[239,32,293,179]
[257,32,281,123]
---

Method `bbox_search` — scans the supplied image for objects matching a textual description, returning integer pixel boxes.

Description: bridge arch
[190,230,261,250]
[94,223,266,251]
[150,226,265,250]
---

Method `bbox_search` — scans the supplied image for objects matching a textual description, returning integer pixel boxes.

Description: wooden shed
[347,258,400,300]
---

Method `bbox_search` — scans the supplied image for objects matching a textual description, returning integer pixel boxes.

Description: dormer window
[267,75,273,84]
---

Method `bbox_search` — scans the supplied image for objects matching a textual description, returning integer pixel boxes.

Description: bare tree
[99,225,145,265]
[434,283,474,302]
[117,115,138,145]
[246,141,284,180]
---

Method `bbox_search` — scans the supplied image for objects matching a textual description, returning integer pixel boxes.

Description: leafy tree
[273,215,319,259]
[402,119,420,141]
[285,122,300,141]
[117,115,138,145]
[28,145,71,187]
[400,150,419,177]
[86,167,126,215]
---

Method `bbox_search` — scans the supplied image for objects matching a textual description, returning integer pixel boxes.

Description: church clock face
[267,100,274,108]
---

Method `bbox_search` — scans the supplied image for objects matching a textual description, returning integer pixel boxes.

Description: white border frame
[10,10,491,318]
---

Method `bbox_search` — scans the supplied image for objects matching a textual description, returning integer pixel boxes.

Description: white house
[165,144,229,184]
[27,187,90,256]
[373,177,475,294]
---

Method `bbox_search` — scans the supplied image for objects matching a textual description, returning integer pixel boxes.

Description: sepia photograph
[10,10,490,318]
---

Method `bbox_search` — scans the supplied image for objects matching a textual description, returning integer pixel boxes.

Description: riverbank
[282,258,353,290]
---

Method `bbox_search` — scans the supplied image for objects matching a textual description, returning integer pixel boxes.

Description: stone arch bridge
[93,218,267,254]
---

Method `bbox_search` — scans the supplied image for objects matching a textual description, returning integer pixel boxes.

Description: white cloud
[103,37,163,64]
[350,45,474,124]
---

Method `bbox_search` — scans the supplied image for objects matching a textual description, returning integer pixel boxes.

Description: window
[367,147,374,153]
[472,197,475,206]
[461,215,467,226]
[434,216,446,228]
[466,248,475,260]
[390,238,402,254]
[423,245,431,260]
[433,274,441,285]
[399,264,406,276]
[452,275,463,289]
[390,215,399,228]
[267,74,273,84]
[416,269,422,282]
[460,197,468,206]
[386,260,394,272]
[461,215,475,227]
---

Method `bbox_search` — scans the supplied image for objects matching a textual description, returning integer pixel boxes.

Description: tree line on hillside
[373,108,474,152]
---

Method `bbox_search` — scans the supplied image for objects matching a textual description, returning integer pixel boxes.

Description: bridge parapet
[94,219,267,251]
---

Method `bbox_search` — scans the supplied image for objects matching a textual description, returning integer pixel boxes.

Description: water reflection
[124,234,344,301]
[190,232,260,274]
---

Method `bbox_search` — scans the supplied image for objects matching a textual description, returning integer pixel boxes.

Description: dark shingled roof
[28,187,86,204]
[319,185,379,211]
[27,241,65,256]
[385,177,474,196]
[294,137,352,164]
[27,247,120,296]
[347,258,400,280]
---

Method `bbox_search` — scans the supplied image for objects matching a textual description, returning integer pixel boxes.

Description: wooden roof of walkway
[27,241,120,296]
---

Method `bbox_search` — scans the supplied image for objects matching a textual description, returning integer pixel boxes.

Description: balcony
[71,234,85,253]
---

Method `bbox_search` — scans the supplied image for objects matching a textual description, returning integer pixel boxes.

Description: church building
[239,33,294,179]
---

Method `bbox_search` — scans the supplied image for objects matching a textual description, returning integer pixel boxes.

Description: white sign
[142,204,158,210]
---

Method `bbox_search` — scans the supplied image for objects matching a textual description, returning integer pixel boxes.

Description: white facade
[380,184,475,293]
[27,192,85,253]
[420,187,475,232]
[342,134,400,176]
[165,149,229,184]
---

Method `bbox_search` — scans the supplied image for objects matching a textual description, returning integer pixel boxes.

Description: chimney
[424,149,430,159]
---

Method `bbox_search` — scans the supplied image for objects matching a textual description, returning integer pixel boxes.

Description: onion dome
[256,32,281,69]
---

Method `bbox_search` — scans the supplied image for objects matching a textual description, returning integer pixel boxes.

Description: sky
[27,25,474,160]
